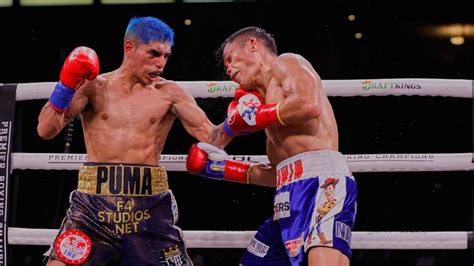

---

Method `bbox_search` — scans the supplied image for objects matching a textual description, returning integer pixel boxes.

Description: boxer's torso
[265,55,339,164]
[79,71,177,165]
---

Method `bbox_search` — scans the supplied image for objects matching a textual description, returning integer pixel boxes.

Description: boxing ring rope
[4,78,474,251]
[8,227,471,249]
[10,152,474,172]
[14,78,474,100]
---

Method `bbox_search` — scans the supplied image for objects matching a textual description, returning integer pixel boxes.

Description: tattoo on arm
[210,127,225,144]
[46,102,79,125]
[43,104,52,112]
[64,112,74,123]
[44,104,62,119]
[64,103,87,124]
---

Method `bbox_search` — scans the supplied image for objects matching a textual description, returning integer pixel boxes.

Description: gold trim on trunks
[77,164,168,196]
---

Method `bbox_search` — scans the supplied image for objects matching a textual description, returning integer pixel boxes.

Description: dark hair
[124,16,174,47]
[216,26,277,67]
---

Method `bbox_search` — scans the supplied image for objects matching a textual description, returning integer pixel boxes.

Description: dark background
[1,1,473,265]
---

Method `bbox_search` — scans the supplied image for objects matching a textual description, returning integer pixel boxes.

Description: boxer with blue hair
[39,16,230,265]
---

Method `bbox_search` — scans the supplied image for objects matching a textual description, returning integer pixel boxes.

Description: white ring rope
[11,152,474,172]
[6,78,473,252]
[7,227,470,249]
[15,78,473,101]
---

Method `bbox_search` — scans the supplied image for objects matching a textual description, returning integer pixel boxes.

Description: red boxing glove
[233,86,262,101]
[186,142,250,184]
[223,86,285,137]
[49,46,100,113]
[60,46,100,89]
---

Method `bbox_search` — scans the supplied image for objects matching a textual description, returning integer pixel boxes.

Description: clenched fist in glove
[49,46,99,113]
[186,142,251,184]
[223,86,285,137]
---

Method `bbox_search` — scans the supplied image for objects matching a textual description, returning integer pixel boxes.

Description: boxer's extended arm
[186,142,249,183]
[247,163,276,187]
[272,54,322,125]
[170,83,231,148]
[186,142,276,187]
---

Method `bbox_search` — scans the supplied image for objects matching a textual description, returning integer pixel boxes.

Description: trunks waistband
[276,150,351,189]
[77,163,168,196]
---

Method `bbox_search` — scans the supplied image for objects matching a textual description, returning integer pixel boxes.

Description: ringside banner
[0,84,17,265]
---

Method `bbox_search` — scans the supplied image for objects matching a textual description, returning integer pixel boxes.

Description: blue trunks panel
[241,150,357,266]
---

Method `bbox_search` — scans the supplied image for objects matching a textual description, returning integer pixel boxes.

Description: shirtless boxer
[186,27,357,266]
[37,16,229,265]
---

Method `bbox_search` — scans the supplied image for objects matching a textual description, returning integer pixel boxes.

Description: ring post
[0,84,17,265]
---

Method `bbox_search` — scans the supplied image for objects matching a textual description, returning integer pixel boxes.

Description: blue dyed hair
[125,16,174,47]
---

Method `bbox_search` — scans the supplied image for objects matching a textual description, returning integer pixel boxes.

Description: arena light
[419,24,474,38]
[450,36,465,45]
[418,23,473,46]
[101,0,174,3]
[347,14,356,22]
[183,0,234,2]
[0,0,12,6]
[20,0,93,5]
[431,24,474,37]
